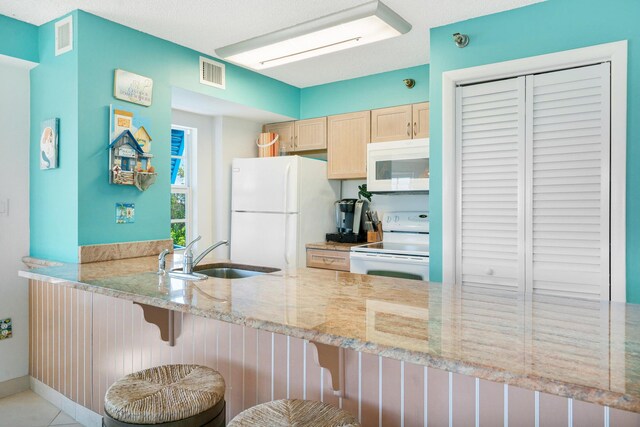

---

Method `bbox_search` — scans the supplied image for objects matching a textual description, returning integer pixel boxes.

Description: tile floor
[0,390,84,427]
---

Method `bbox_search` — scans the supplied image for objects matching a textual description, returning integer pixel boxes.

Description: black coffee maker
[326,199,368,243]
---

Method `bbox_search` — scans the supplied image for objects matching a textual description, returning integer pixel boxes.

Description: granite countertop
[305,241,364,251]
[19,255,640,413]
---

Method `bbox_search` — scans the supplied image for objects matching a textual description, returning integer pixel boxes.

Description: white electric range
[350,211,429,281]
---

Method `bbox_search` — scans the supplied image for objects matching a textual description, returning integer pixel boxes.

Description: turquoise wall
[0,15,38,63]
[30,12,79,262]
[75,11,300,247]
[299,65,429,119]
[26,9,428,261]
[428,0,640,302]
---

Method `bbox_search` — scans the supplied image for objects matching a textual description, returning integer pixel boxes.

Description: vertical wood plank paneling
[92,294,106,414]
[273,333,288,400]
[479,379,503,426]
[304,340,321,403]
[216,319,230,415]
[359,352,380,427]
[83,291,92,409]
[403,362,425,427]
[52,284,59,392]
[322,361,341,409]
[46,282,53,388]
[288,336,305,400]
[29,282,33,378]
[427,368,450,427]
[228,323,245,420]
[29,283,638,427]
[342,349,359,421]
[256,330,273,404]
[64,286,73,399]
[452,373,476,427]
[192,315,206,366]
[508,386,535,427]
[122,297,133,377]
[243,326,258,410]
[610,407,640,426]
[131,302,142,374]
[573,399,604,426]
[381,357,402,427]
[539,392,568,427]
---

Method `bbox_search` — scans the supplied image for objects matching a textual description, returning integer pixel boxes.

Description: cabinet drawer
[306,249,350,271]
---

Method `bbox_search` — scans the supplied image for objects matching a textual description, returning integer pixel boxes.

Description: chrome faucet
[182,236,229,274]
[157,249,170,275]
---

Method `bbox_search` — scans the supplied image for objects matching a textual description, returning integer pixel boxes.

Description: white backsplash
[340,179,429,216]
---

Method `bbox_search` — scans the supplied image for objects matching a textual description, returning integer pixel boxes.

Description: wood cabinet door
[294,117,327,151]
[327,111,370,179]
[263,121,295,152]
[371,104,412,143]
[413,102,430,138]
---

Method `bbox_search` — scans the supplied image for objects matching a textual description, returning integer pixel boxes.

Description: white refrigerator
[230,156,340,270]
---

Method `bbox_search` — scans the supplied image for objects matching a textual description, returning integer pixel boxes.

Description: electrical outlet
[0,318,12,340]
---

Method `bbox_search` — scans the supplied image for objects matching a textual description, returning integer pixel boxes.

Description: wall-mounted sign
[114,69,153,107]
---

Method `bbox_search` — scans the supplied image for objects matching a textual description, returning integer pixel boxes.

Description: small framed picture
[115,202,135,224]
[40,118,59,170]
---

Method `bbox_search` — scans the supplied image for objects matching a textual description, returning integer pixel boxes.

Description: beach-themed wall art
[40,118,59,170]
[114,69,153,107]
[0,318,12,340]
[115,202,135,224]
[109,105,157,191]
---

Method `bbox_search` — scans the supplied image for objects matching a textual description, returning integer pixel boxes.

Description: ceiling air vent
[199,57,225,89]
[55,16,73,56]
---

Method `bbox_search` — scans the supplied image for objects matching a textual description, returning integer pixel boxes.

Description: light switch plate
[0,318,12,340]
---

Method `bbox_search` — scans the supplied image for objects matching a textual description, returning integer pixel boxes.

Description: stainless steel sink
[168,263,279,280]
[196,263,279,279]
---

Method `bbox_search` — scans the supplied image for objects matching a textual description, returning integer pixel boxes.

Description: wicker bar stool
[228,399,360,426]
[103,364,226,427]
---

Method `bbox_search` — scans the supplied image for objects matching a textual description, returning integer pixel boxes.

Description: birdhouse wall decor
[108,105,157,191]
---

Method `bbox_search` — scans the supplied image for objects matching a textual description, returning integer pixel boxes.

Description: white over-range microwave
[366,138,429,192]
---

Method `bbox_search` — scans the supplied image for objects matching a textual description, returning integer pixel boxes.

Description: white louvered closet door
[526,63,610,300]
[456,77,526,291]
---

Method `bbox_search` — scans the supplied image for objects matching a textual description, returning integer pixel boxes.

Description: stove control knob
[486,268,494,276]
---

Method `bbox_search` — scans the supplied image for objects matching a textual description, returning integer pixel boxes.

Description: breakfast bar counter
[19,255,640,424]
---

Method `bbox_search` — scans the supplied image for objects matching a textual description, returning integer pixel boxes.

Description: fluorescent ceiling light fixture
[215,1,411,70]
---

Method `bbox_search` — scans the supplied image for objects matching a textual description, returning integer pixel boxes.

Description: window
[171,127,191,249]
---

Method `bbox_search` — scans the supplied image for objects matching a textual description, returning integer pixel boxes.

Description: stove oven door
[350,252,429,281]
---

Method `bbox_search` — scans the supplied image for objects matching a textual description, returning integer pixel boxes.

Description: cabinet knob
[413,121,418,137]
[406,122,411,137]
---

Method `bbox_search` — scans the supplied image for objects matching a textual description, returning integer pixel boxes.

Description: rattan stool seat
[228,399,360,427]
[104,364,225,425]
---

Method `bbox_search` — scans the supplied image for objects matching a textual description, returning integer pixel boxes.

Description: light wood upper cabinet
[370,102,430,142]
[371,104,413,143]
[294,117,326,151]
[263,121,294,152]
[413,102,430,138]
[327,111,371,179]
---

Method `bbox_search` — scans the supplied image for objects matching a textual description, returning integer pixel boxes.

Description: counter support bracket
[308,340,344,397]
[134,302,175,346]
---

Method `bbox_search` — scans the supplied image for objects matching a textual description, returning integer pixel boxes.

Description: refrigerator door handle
[283,162,292,267]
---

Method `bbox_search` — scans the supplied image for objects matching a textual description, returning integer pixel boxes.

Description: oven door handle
[350,252,428,263]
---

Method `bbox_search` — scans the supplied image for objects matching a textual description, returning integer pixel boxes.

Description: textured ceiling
[1,0,543,87]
